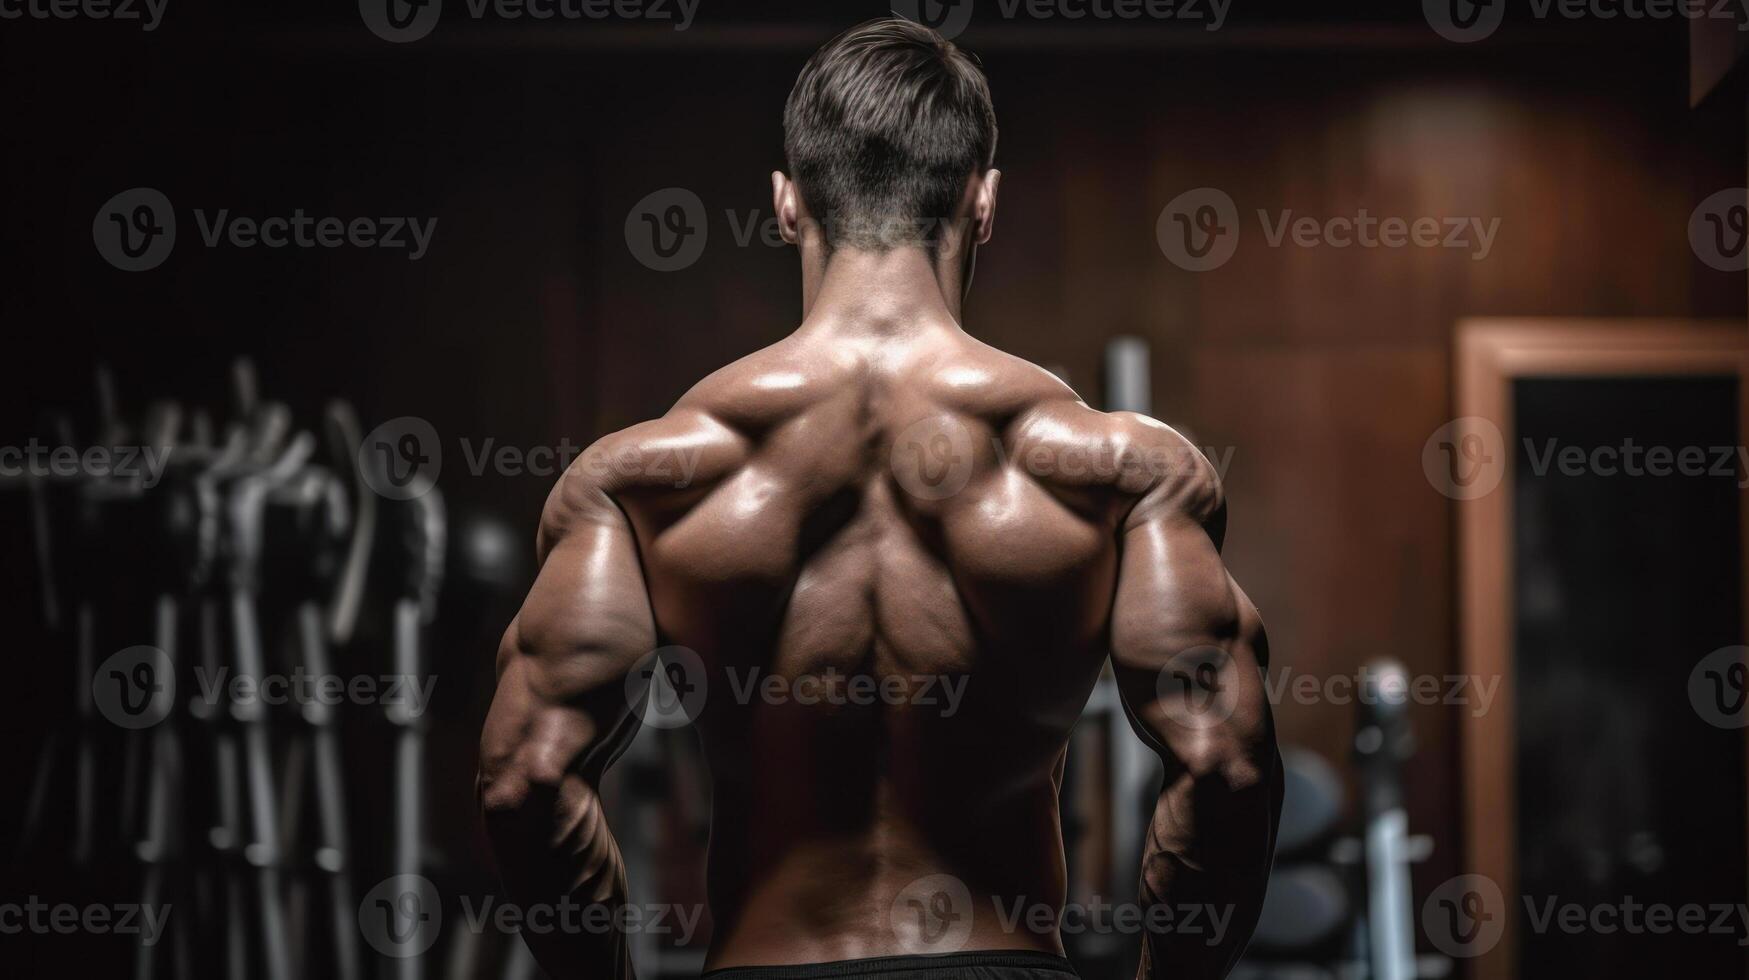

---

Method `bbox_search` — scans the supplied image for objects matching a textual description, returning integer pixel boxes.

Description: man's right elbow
[478,761,529,820]
[478,659,587,822]
[478,735,571,823]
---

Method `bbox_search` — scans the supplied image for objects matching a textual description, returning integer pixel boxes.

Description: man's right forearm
[480,759,636,980]
[1135,742,1281,980]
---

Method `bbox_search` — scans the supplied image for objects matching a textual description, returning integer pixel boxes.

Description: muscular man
[478,17,1279,980]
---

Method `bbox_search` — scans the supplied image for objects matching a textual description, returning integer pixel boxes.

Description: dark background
[2,1,1746,977]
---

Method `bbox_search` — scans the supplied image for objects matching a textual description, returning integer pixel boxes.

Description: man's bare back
[624,317,1191,965]
[479,19,1277,980]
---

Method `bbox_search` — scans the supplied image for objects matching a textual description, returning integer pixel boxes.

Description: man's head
[776,17,999,255]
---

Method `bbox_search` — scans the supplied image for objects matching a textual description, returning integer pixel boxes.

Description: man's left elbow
[1189,710,1275,795]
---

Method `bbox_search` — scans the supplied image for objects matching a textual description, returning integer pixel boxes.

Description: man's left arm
[1108,422,1283,979]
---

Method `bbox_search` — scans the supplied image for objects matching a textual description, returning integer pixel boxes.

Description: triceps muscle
[477,480,658,979]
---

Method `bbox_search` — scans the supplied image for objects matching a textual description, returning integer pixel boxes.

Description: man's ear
[772,171,801,245]
[972,168,1001,245]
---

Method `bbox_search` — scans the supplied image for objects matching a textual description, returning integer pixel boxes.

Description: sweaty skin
[479,188,1279,979]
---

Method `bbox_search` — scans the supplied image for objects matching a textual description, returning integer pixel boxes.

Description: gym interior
[3,3,1747,979]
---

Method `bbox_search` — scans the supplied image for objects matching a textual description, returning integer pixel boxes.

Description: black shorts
[701,951,1080,980]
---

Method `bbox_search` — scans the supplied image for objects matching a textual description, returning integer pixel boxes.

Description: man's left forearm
[1135,744,1282,980]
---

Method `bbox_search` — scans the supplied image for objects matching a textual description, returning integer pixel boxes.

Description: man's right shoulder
[539,343,819,542]
[536,408,742,548]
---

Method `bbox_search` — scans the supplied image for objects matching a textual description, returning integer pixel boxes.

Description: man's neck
[799,244,965,338]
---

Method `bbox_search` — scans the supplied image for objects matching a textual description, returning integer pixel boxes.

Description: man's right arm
[477,442,657,980]
[1109,421,1281,979]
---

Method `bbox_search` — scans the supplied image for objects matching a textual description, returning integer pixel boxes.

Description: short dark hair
[783,17,997,250]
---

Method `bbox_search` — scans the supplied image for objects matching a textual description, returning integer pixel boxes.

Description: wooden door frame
[1455,317,1749,980]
